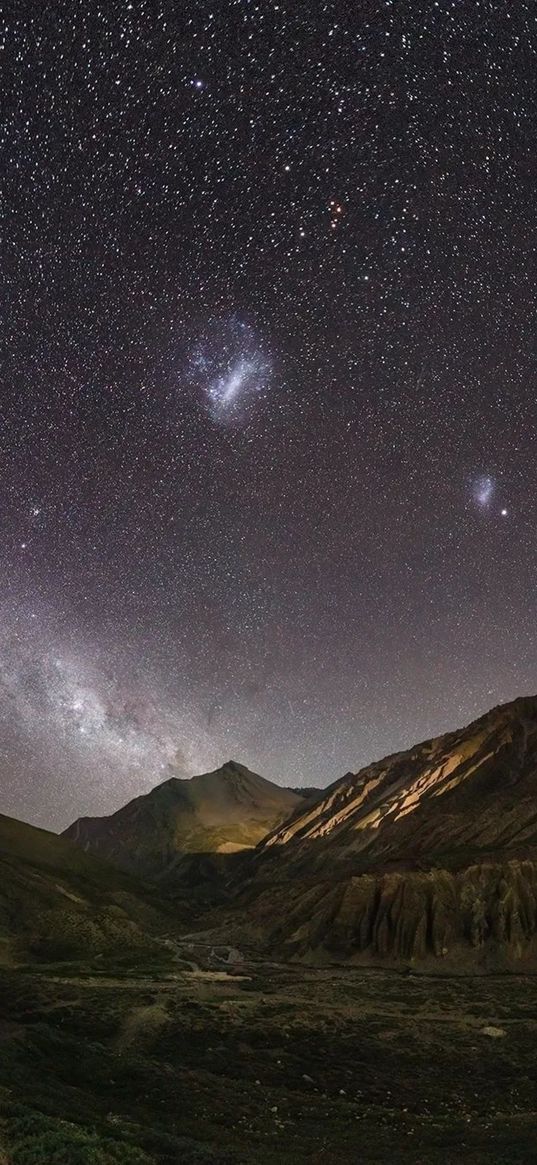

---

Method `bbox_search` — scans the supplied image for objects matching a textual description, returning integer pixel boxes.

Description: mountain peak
[63,762,303,878]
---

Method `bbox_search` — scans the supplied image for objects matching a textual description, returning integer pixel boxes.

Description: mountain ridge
[256,694,537,869]
[227,695,537,968]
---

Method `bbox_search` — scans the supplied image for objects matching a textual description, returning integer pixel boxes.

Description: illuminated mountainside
[64,761,303,880]
[260,696,537,866]
[244,697,537,967]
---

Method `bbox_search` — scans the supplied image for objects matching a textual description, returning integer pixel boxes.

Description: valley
[1,953,536,1164]
[4,696,537,1161]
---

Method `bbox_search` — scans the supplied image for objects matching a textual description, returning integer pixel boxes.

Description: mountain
[0,812,174,964]
[239,696,537,969]
[63,760,303,881]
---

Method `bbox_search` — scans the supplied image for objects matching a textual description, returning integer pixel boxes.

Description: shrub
[9,1110,153,1165]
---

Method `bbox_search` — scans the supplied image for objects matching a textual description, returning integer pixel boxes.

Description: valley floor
[0,955,536,1164]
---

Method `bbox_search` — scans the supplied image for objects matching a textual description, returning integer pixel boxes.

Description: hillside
[0,812,173,964]
[237,697,537,968]
[260,695,537,867]
[63,761,302,880]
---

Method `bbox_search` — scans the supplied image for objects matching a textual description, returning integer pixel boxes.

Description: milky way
[0,599,226,827]
[4,3,537,830]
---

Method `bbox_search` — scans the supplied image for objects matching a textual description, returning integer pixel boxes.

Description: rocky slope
[241,697,537,968]
[63,761,302,881]
[0,812,174,964]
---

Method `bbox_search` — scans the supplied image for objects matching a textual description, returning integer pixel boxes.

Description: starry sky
[3,1,537,830]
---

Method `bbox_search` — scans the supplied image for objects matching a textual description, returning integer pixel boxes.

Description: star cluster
[3,2,537,828]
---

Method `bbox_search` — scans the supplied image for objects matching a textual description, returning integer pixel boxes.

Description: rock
[481,1025,506,1038]
[302,1074,315,1084]
[226,947,243,964]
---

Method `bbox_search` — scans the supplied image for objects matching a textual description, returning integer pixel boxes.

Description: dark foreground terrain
[0,950,536,1164]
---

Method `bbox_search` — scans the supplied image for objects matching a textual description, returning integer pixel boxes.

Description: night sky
[3,2,537,830]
